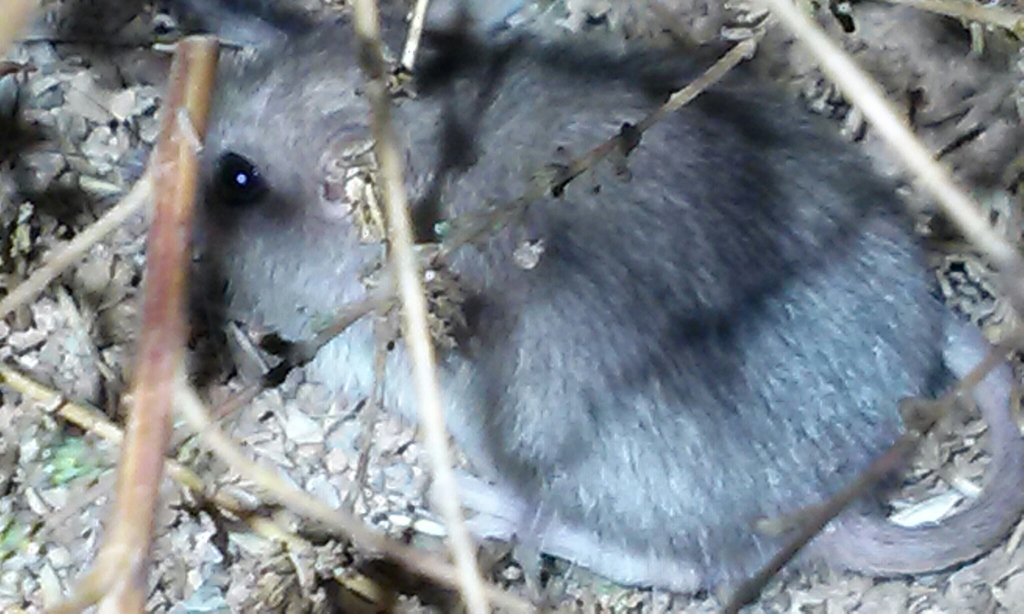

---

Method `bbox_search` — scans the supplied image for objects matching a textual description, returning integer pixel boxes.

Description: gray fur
[191,10,1024,592]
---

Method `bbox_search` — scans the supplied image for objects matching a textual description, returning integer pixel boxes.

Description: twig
[0,363,519,611]
[173,377,531,612]
[344,317,393,512]
[96,34,217,614]
[546,34,760,197]
[401,0,432,71]
[0,174,152,321]
[45,36,219,614]
[351,1,489,612]
[260,283,396,387]
[0,363,248,529]
[724,335,1016,612]
[636,35,760,132]
[441,35,759,256]
[760,0,1024,316]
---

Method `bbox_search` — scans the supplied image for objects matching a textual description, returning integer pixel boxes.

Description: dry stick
[441,35,759,257]
[545,34,760,196]
[207,284,395,421]
[401,0,432,71]
[638,36,760,134]
[44,36,219,614]
[0,175,153,321]
[173,378,531,613]
[0,0,36,56]
[351,1,489,613]
[262,283,396,386]
[0,363,532,611]
[724,339,1013,613]
[0,363,245,531]
[724,4,1024,606]
[760,0,1024,315]
[724,432,922,614]
[98,39,215,614]
[95,36,216,614]
[343,318,393,512]
[884,0,1024,35]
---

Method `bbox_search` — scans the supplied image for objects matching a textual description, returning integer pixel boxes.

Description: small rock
[8,329,46,351]
[36,486,68,511]
[502,565,523,582]
[382,462,413,494]
[411,517,446,538]
[45,545,72,569]
[281,405,322,445]
[323,447,350,474]
[306,474,340,508]
[23,487,49,515]
[27,74,63,109]
[18,151,67,193]
[37,562,62,607]
[30,299,60,333]
[65,72,114,124]
[325,419,360,452]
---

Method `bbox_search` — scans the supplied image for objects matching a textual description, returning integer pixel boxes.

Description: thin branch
[259,282,396,387]
[724,331,1018,611]
[98,34,217,614]
[0,174,153,320]
[636,35,760,131]
[0,363,250,530]
[352,1,489,612]
[441,35,760,256]
[344,318,393,512]
[0,361,531,611]
[760,0,1024,315]
[45,35,220,614]
[173,377,531,612]
[401,0,432,71]
[546,34,760,197]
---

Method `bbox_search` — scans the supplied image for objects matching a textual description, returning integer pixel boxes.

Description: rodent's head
[194,26,386,341]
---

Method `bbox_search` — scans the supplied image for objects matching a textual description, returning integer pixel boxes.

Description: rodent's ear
[315,129,385,229]
[167,0,318,50]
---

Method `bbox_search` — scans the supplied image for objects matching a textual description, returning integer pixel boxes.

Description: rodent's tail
[820,317,1024,574]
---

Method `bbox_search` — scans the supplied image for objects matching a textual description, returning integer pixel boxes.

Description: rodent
[186,1,1024,594]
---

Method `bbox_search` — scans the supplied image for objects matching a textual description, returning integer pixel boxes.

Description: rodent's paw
[447,474,708,591]
[530,515,706,593]
[443,472,527,542]
[465,508,521,543]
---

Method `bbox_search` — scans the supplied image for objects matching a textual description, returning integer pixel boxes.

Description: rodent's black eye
[214,152,267,206]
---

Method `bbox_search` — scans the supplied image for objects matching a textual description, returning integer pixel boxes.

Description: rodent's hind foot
[444,471,527,540]
[528,514,706,594]
[446,472,708,593]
